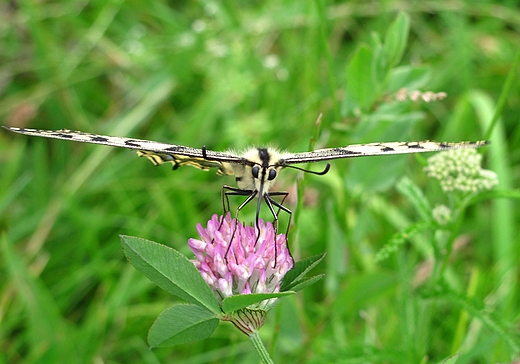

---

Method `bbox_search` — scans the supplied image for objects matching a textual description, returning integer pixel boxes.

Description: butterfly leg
[221,185,257,261]
[222,185,257,220]
[264,191,291,233]
[221,185,233,217]
[264,192,292,267]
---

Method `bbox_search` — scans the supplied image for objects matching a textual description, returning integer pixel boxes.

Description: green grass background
[1,1,519,363]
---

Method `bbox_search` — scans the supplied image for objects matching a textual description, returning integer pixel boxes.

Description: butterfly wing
[136,150,234,175]
[281,140,489,165]
[3,127,243,175]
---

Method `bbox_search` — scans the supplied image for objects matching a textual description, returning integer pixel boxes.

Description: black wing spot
[381,146,395,152]
[91,136,109,142]
[407,143,424,149]
[125,140,141,147]
[165,146,185,152]
[55,133,74,138]
[334,148,361,155]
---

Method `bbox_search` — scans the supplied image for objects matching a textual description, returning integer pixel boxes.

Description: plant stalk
[249,331,274,364]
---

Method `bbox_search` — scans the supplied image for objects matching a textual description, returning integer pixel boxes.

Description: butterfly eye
[252,165,260,178]
[268,169,277,181]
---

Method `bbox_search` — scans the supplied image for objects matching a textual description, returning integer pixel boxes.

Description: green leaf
[375,222,430,262]
[372,42,389,93]
[396,177,432,223]
[283,274,324,293]
[345,44,376,112]
[335,271,399,314]
[441,354,461,364]
[221,292,295,313]
[388,65,431,92]
[280,253,325,292]
[467,189,520,205]
[384,12,410,67]
[120,235,220,314]
[148,304,219,348]
[347,153,409,192]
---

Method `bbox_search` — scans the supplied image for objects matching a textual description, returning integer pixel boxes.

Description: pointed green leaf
[384,12,410,67]
[222,292,295,313]
[120,235,220,314]
[347,152,409,192]
[375,222,430,262]
[372,42,389,92]
[283,274,325,293]
[396,177,432,223]
[441,354,461,364]
[466,188,520,205]
[345,45,376,111]
[388,65,431,92]
[148,304,219,348]
[281,253,325,292]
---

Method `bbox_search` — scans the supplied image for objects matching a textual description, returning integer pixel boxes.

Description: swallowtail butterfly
[3,126,488,227]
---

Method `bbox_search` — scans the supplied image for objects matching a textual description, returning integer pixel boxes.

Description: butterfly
[3,126,488,228]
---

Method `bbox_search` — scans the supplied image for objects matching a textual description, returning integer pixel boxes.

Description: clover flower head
[188,214,293,307]
[424,149,498,193]
[188,214,293,334]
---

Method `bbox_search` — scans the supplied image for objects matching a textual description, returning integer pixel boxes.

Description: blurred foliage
[1,1,519,363]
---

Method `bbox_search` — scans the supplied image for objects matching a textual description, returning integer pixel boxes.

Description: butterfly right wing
[281,140,489,165]
[3,127,243,175]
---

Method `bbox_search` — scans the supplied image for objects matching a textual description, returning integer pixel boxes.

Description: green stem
[433,193,472,282]
[249,331,274,364]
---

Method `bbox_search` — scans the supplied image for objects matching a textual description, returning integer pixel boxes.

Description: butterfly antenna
[286,162,331,175]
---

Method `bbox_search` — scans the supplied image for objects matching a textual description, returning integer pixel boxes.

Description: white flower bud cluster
[424,149,498,193]
[432,204,452,225]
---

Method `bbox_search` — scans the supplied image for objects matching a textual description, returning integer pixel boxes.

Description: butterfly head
[234,148,286,195]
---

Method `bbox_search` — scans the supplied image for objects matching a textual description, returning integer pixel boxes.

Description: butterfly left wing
[280,140,489,165]
[136,150,233,174]
[2,127,244,175]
